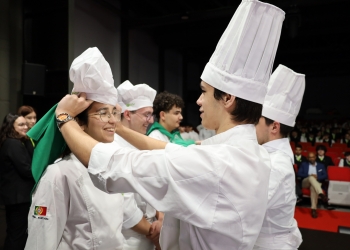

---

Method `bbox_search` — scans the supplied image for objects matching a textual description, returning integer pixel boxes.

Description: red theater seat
[328,166,350,182]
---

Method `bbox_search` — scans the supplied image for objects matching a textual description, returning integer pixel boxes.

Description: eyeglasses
[89,110,121,122]
[132,112,154,122]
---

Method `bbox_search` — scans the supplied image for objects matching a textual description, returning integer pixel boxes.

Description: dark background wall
[1,0,349,124]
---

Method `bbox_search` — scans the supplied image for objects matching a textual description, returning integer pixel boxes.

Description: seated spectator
[306,132,316,146]
[315,131,323,143]
[17,105,37,130]
[330,128,340,142]
[299,127,308,142]
[289,130,300,144]
[321,133,334,147]
[316,145,334,168]
[185,123,199,141]
[338,152,350,167]
[340,133,350,148]
[297,152,328,218]
[179,123,190,140]
[199,127,215,140]
[294,144,307,168]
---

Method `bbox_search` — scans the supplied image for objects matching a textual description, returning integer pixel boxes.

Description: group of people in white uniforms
[25,49,152,250]
[114,80,162,250]
[24,0,309,249]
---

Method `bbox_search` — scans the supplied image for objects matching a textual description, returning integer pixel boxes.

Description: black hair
[264,117,293,138]
[213,88,262,125]
[153,91,184,119]
[344,152,350,157]
[316,145,327,153]
[295,144,302,149]
[0,113,21,146]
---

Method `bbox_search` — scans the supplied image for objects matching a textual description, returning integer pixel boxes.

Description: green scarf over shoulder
[27,104,67,190]
[146,122,195,147]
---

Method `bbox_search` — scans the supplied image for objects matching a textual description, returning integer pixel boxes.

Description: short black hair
[153,91,184,119]
[316,145,327,153]
[295,144,302,149]
[264,117,293,138]
[213,88,262,125]
[344,151,350,157]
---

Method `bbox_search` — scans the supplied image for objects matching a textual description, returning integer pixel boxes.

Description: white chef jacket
[147,129,170,142]
[254,138,302,250]
[88,124,272,250]
[188,131,199,141]
[113,134,155,250]
[25,153,143,250]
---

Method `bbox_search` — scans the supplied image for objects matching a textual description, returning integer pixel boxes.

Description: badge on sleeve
[34,206,47,216]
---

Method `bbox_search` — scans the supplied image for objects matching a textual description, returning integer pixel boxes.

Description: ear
[123,110,132,121]
[75,117,86,131]
[271,121,280,135]
[222,94,235,109]
[159,111,166,121]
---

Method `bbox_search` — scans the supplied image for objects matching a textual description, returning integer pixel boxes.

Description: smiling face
[13,116,28,138]
[196,81,223,130]
[128,107,154,134]
[24,111,37,129]
[81,102,120,143]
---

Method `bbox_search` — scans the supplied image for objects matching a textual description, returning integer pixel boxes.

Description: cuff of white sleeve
[165,142,183,152]
[123,206,144,229]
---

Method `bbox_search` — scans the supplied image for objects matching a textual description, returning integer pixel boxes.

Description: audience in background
[297,152,328,218]
[294,144,307,168]
[0,113,34,250]
[338,152,350,167]
[316,145,334,169]
[17,105,37,130]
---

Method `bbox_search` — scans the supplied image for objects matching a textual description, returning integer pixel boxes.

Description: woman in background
[18,105,37,130]
[0,113,34,250]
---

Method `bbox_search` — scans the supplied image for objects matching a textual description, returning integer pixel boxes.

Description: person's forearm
[131,217,151,235]
[60,120,98,166]
[117,125,167,150]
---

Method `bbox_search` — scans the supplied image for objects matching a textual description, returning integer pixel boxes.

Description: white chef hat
[262,64,305,126]
[69,47,119,106]
[117,80,157,112]
[201,0,285,104]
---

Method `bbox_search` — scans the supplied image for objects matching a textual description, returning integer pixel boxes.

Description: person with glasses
[114,80,160,250]
[54,1,284,249]
[25,48,151,250]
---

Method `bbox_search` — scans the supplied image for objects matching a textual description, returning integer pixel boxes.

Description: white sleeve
[148,130,169,142]
[25,177,68,250]
[338,159,344,167]
[88,142,224,228]
[122,192,144,229]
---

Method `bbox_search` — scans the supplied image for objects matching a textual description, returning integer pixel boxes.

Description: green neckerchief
[295,155,301,161]
[27,104,67,193]
[318,156,324,161]
[147,122,195,147]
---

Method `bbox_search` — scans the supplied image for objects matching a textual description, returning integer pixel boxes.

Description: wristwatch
[56,113,75,131]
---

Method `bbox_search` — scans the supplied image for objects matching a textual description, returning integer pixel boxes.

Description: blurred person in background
[316,145,334,168]
[0,113,34,250]
[18,105,37,130]
[338,151,350,167]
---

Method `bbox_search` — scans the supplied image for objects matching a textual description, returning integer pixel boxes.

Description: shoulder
[2,138,22,147]
[40,156,81,184]
[148,130,169,142]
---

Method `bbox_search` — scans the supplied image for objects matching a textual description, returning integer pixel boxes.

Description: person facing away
[254,65,304,250]
[54,1,285,249]
[294,144,307,168]
[114,80,162,250]
[297,152,328,218]
[17,105,37,130]
[25,48,151,250]
[0,114,34,250]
